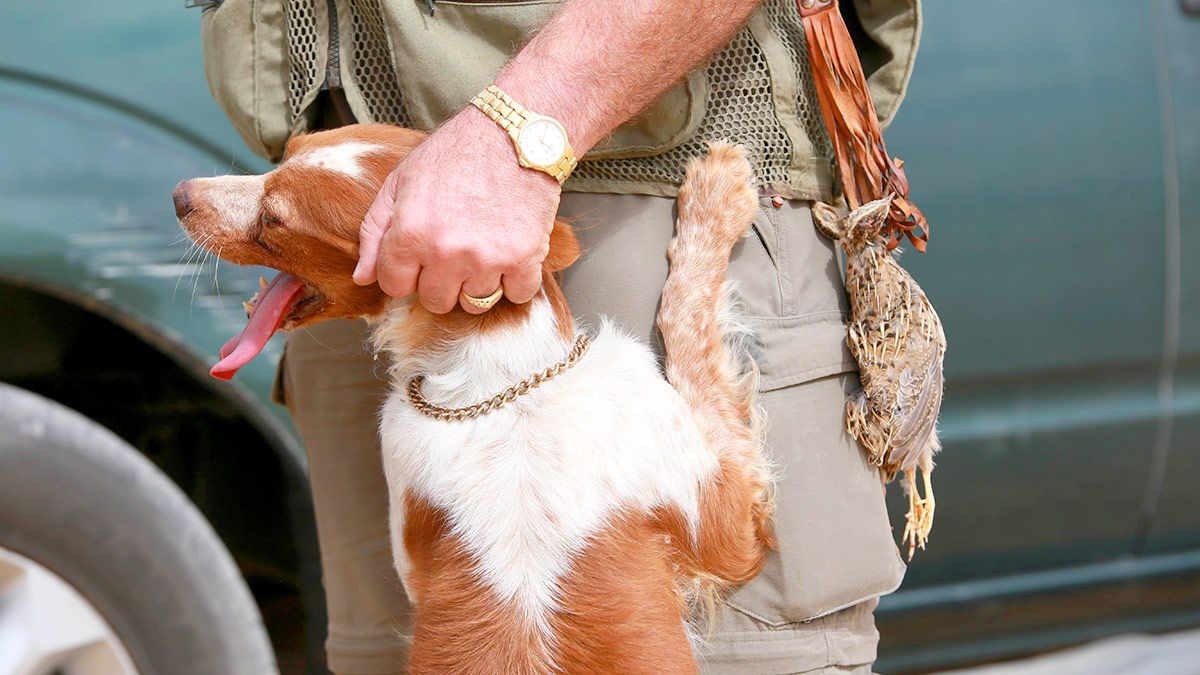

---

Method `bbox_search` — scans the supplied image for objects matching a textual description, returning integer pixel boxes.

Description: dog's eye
[261,211,281,228]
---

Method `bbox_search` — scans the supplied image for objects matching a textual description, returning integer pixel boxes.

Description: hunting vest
[200,0,920,201]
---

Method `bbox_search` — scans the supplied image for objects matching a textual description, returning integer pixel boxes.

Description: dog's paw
[677,142,758,247]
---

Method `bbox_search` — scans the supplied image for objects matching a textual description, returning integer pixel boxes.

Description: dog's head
[175,124,579,380]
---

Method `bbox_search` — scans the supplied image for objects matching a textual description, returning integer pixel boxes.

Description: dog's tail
[657,143,774,627]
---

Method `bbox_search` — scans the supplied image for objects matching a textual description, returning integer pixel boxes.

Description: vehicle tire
[0,383,278,675]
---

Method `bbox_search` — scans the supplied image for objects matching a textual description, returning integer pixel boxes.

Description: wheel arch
[0,271,305,472]
[0,274,326,668]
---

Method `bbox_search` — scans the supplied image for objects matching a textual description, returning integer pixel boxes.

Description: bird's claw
[901,468,935,561]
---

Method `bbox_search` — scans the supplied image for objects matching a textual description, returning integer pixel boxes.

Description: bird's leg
[919,465,936,541]
[901,469,919,560]
[901,467,935,561]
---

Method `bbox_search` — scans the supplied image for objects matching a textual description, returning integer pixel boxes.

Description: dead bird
[814,197,946,560]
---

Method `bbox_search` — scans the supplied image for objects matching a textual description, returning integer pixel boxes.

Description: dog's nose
[173,180,193,218]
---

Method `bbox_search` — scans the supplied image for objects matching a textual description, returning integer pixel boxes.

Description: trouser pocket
[725,371,907,626]
[729,197,857,389]
[723,198,906,624]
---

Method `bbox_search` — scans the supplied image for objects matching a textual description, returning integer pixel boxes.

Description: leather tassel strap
[799,0,929,251]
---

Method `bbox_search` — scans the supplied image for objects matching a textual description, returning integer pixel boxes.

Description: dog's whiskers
[189,236,218,315]
[189,253,205,315]
[171,238,201,302]
[174,232,213,303]
[212,247,231,320]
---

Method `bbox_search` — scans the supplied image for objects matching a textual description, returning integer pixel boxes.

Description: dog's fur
[177,124,772,674]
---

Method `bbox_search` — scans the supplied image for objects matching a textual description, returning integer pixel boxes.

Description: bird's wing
[888,287,946,472]
[890,355,943,472]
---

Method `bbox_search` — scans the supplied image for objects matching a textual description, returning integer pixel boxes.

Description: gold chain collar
[406,334,591,421]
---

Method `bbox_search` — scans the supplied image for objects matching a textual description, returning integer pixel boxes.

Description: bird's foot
[901,468,936,561]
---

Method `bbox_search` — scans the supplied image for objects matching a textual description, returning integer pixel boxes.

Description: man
[203,0,920,672]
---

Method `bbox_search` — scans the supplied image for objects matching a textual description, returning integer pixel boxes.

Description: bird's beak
[858,195,894,223]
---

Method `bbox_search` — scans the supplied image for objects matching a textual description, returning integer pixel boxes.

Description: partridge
[814,197,946,560]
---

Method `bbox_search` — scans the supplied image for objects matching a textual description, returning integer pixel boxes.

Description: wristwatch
[471,85,577,184]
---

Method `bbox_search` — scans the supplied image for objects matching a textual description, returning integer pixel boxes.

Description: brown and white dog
[175,124,772,674]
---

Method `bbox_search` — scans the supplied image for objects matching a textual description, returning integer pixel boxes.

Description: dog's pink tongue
[211,272,306,380]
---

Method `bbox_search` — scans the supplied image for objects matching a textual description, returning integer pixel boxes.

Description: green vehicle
[0,1,1196,673]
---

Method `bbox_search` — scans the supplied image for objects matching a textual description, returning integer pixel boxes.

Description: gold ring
[460,286,504,310]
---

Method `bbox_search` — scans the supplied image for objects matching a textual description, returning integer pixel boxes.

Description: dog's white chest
[377,324,715,625]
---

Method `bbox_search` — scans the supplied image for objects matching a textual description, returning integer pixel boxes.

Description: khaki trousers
[277,191,906,675]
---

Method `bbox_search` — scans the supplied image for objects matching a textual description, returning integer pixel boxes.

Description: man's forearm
[493,0,763,154]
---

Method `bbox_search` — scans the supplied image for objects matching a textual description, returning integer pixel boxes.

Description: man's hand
[354,0,761,313]
[353,109,561,314]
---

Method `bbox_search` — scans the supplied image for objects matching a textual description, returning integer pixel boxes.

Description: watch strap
[471,85,577,184]
[471,85,527,137]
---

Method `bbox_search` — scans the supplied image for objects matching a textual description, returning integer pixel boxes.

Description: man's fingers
[354,170,401,286]
[416,266,462,314]
[377,260,421,300]
[459,274,504,314]
[501,263,543,305]
[374,224,420,298]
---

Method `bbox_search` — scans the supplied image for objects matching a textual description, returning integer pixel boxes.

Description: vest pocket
[200,0,314,162]
[377,0,707,159]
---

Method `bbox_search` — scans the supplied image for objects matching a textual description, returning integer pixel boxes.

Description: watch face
[518,118,567,168]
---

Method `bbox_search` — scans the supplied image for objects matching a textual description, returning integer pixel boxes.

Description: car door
[1142,0,1200,557]
[874,0,1170,664]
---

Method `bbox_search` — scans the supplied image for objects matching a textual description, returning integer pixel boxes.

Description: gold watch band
[471,85,577,184]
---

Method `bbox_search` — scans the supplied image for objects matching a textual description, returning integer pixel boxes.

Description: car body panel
[0,77,296,460]
[881,0,1167,586]
[1143,0,1200,555]
[873,0,1199,668]
[0,0,266,175]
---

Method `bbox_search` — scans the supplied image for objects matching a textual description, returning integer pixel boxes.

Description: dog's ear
[544,219,581,272]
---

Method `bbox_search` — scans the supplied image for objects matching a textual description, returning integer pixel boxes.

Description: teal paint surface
[0,79,290,438]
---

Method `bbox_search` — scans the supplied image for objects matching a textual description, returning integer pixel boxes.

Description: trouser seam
[710,628,874,646]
